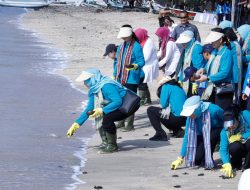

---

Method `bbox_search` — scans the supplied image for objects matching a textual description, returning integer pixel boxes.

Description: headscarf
[134,28,148,48]
[84,68,123,96]
[237,24,250,41]
[219,20,233,29]
[155,27,170,59]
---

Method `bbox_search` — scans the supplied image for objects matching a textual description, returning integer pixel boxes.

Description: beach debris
[83,27,86,29]
[172,174,179,177]
[117,137,122,139]
[71,112,76,114]
[198,173,204,176]
[58,165,63,168]
[49,133,58,138]
[182,172,189,175]
[94,186,103,189]
[82,171,88,174]
[173,185,181,188]
[144,133,149,136]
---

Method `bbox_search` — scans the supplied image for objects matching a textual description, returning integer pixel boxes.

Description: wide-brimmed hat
[75,71,94,82]
[117,26,133,39]
[180,96,201,117]
[176,30,194,44]
[204,31,224,44]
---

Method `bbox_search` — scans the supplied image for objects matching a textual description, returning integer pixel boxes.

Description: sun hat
[75,70,94,82]
[183,66,197,82]
[103,44,117,56]
[176,30,194,44]
[180,96,201,117]
[237,24,250,41]
[117,26,133,39]
[204,31,224,44]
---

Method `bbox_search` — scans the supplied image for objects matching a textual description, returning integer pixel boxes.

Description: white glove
[161,107,171,119]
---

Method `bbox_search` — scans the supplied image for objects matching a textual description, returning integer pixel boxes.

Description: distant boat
[0,0,51,8]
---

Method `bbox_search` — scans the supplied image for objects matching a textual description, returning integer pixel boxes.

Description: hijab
[134,28,148,48]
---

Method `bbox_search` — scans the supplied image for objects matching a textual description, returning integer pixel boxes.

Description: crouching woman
[220,107,250,178]
[171,96,224,170]
[67,69,129,153]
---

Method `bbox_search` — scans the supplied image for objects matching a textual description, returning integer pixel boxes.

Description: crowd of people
[66,10,250,180]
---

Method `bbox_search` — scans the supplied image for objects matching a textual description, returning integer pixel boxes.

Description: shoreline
[22,5,240,190]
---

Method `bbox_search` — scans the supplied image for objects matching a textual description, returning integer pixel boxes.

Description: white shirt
[142,38,159,83]
[158,40,180,76]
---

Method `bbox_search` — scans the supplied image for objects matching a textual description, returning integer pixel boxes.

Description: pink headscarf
[134,28,148,48]
[155,27,170,50]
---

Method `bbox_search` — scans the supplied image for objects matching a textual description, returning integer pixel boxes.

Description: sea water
[0,7,94,190]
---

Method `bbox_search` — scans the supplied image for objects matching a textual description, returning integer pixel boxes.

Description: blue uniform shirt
[231,41,242,84]
[180,104,224,157]
[114,40,145,85]
[75,83,126,125]
[160,83,186,117]
[192,43,206,70]
[220,110,250,164]
[206,45,233,84]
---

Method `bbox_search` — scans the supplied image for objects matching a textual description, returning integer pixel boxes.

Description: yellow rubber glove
[126,64,138,71]
[178,81,183,88]
[229,133,242,143]
[67,122,80,138]
[90,108,103,118]
[171,157,184,170]
[192,83,198,95]
[220,163,234,178]
[111,76,115,80]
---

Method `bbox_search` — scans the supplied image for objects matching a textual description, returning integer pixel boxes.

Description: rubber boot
[116,119,125,129]
[143,88,152,105]
[139,90,146,105]
[122,114,135,132]
[99,132,118,154]
[94,127,107,150]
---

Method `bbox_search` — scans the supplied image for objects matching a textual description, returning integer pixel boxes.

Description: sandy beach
[22,5,240,190]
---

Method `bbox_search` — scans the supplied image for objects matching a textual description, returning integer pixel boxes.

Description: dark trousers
[217,14,224,25]
[208,91,234,111]
[229,139,250,170]
[125,83,138,93]
[195,127,222,166]
[225,13,231,21]
[102,109,127,134]
[147,106,186,135]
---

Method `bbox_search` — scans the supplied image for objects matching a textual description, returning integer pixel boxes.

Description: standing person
[147,79,186,140]
[171,96,224,170]
[216,0,225,25]
[171,11,201,42]
[114,24,145,131]
[134,28,159,105]
[224,0,232,21]
[223,27,243,105]
[155,27,180,84]
[175,30,205,97]
[196,31,233,111]
[158,8,172,27]
[220,107,250,178]
[67,69,129,153]
[163,16,177,34]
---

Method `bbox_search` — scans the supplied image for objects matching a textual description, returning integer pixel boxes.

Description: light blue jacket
[242,38,250,64]
[160,83,186,117]
[206,45,233,84]
[75,83,126,125]
[231,41,242,84]
[242,64,250,94]
[191,43,206,70]
[113,40,145,84]
[180,104,224,157]
[220,110,250,164]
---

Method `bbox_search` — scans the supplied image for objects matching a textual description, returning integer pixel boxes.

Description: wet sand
[22,5,240,190]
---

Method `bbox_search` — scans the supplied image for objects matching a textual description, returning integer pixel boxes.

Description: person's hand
[229,133,242,143]
[192,83,198,95]
[67,122,80,137]
[89,108,103,118]
[178,81,183,87]
[196,68,204,75]
[196,74,207,82]
[126,64,138,71]
[220,163,234,178]
[171,157,184,170]
[242,93,248,100]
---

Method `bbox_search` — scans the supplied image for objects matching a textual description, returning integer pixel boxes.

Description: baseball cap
[202,44,214,54]
[103,44,117,56]
[183,66,197,82]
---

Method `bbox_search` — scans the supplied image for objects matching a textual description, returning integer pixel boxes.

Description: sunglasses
[180,16,188,19]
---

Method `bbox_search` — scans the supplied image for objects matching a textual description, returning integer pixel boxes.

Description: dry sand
[23,5,240,190]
